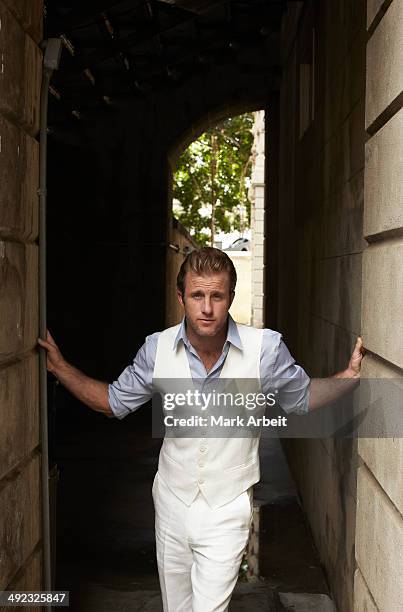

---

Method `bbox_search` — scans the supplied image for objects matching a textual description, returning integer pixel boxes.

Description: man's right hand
[37,330,112,416]
[38,330,65,375]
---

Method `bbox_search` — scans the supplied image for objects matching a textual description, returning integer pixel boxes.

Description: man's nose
[201,297,213,314]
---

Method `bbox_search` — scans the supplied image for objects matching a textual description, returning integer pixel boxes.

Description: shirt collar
[173,314,243,352]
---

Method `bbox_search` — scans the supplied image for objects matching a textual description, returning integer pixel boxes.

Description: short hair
[177,247,237,296]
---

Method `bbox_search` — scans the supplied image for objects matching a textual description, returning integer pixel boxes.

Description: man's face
[177,271,234,339]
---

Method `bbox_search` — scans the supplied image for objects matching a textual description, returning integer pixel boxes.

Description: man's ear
[177,289,185,308]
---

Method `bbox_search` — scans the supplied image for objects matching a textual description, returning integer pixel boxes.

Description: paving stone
[231,581,273,610]
[279,592,337,612]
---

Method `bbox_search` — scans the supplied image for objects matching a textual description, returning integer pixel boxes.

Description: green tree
[173,113,254,246]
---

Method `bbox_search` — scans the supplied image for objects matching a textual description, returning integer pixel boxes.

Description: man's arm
[308,336,365,411]
[38,331,113,417]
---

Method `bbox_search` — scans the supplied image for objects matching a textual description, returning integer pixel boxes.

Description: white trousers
[152,471,253,612]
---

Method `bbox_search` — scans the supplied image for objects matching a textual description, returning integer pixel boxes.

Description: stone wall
[354,0,403,610]
[249,110,265,328]
[227,252,252,325]
[165,218,199,327]
[0,0,43,595]
[277,1,367,610]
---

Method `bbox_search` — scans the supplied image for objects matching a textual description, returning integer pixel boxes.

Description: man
[39,247,364,611]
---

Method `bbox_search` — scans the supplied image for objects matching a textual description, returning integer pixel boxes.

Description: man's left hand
[346,336,365,378]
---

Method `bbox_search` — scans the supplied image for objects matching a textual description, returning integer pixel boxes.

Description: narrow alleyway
[55,399,336,611]
[1,1,401,610]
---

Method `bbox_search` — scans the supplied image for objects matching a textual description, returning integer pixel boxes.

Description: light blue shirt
[108,316,311,419]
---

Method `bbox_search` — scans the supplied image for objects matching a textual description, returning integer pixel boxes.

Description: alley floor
[54,399,337,611]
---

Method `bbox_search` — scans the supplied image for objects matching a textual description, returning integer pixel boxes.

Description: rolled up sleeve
[108,332,159,419]
[261,331,310,415]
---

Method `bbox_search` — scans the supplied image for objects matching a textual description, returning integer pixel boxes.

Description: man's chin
[195,321,219,336]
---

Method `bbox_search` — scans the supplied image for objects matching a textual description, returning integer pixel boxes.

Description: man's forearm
[52,360,113,417]
[309,369,360,411]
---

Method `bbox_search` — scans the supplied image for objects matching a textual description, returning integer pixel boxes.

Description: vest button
[198,478,204,484]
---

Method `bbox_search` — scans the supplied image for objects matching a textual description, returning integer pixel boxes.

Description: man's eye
[212,295,223,300]
[192,294,203,299]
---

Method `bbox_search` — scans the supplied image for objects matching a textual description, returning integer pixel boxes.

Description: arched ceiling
[45,0,298,129]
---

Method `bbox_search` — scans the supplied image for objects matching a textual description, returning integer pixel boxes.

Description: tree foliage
[173,113,254,246]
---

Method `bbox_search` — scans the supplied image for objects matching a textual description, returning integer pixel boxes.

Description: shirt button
[198,461,204,468]
[199,447,207,453]
[198,478,204,484]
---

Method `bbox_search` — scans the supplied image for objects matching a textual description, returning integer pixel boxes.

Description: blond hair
[177,247,237,296]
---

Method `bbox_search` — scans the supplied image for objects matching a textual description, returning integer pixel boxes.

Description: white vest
[153,322,264,509]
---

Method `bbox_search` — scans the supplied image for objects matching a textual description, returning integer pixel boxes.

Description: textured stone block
[23,36,42,135]
[321,0,365,96]
[253,244,264,258]
[0,355,39,481]
[252,233,264,245]
[323,34,366,146]
[366,0,403,129]
[301,314,358,377]
[1,0,43,43]
[9,549,42,601]
[254,208,264,222]
[323,2,349,81]
[0,242,38,362]
[364,108,403,237]
[253,282,263,296]
[0,115,39,241]
[358,354,403,515]
[323,98,365,199]
[0,2,42,134]
[359,437,403,516]
[0,454,41,588]
[356,465,403,611]
[254,195,265,209]
[353,568,378,612]
[317,253,362,334]
[367,0,387,29]
[362,240,403,368]
[324,170,365,258]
